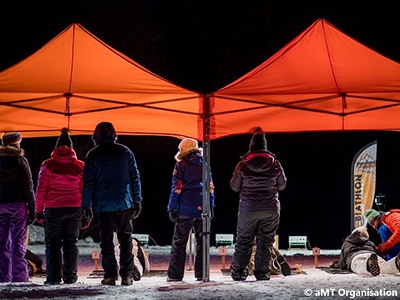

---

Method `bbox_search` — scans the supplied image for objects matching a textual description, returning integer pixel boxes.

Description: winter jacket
[339,227,378,270]
[0,145,35,212]
[35,146,84,212]
[82,142,142,213]
[230,151,286,211]
[380,209,400,251]
[167,150,215,218]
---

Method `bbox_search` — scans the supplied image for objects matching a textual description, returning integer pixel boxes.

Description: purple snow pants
[0,202,29,282]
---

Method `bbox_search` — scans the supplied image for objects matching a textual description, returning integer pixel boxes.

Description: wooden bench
[288,236,307,249]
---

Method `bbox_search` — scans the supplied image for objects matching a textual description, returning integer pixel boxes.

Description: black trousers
[232,210,280,280]
[98,209,133,279]
[44,207,81,283]
[167,216,203,280]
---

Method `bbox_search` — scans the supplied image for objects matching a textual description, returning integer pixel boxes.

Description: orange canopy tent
[0,23,202,139]
[210,18,400,138]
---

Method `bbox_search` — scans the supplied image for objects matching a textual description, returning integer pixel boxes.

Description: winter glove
[210,207,215,220]
[169,210,178,222]
[27,203,35,225]
[35,211,45,226]
[81,208,93,230]
[376,243,388,255]
[132,202,142,219]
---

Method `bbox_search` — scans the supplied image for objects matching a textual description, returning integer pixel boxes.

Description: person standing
[230,128,287,281]
[82,122,143,286]
[0,132,35,283]
[166,138,215,282]
[35,128,84,284]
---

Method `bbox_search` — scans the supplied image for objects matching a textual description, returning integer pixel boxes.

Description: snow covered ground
[2,239,400,300]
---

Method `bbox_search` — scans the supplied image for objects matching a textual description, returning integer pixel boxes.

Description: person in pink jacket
[35,128,84,285]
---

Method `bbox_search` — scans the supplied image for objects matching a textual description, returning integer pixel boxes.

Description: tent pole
[202,94,211,281]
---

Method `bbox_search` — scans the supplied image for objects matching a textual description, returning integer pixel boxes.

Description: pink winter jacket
[35,146,84,212]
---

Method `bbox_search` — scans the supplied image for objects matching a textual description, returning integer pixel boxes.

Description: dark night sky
[1,1,400,249]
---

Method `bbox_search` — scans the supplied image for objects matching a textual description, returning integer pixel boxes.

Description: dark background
[2,1,400,249]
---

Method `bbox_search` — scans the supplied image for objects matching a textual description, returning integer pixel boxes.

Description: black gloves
[210,207,215,220]
[27,202,35,225]
[35,211,45,226]
[169,210,178,222]
[81,208,93,230]
[132,202,142,219]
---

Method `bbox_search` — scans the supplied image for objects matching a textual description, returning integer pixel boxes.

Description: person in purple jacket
[166,138,215,282]
[230,127,287,281]
[0,132,35,283]
[35,128,84,284]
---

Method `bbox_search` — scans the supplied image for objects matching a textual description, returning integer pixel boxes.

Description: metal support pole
[202,94,211,282]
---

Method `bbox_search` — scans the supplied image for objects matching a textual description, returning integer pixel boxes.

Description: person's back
[35,128,84,285]
[230,128,287,282]
[82,122,142,286]
[0,132,35,283]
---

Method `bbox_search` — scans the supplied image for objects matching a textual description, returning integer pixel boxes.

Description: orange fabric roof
[0,23,202,139]
[2,19,400,141]
[210,18,400,138]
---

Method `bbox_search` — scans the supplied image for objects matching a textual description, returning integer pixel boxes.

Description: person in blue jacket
[82,122,143,286]
[166,138,215,282]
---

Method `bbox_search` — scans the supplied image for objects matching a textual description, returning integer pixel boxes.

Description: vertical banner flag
[351,141,377,230]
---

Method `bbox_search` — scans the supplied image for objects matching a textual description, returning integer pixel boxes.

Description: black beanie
[56,127,73,148]
[249,133,267,151]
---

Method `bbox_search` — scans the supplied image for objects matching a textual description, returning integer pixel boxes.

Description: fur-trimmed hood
[175,148,202,161]
[0,145,24,157]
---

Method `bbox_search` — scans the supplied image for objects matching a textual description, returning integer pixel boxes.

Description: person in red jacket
[35,128,84,285]
[366,208,400,257]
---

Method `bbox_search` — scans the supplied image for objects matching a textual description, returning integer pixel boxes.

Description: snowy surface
[1,239,400,300]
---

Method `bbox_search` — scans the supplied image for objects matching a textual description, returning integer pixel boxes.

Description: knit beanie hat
[174,138,202,160]
[365,209,381,225]
[1,132,21,146]
[55,127,73,148]
[249,127,267,151]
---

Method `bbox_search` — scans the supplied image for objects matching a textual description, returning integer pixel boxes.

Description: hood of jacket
[51,145,78,163]
[243,151,274,172]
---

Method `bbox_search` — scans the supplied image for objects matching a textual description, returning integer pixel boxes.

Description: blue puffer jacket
[82,142,142,213]
[167,151,215,219]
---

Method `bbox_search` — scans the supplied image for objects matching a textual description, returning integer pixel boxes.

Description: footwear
[121,277,133,286]
[166,277,182,282]
[44,280,60,285]
[276,255,291,276]
[395,254,400,272]
[101,277,116,285]
[132,266,141,281]
[256,276,270,281]
[367,253,380,277]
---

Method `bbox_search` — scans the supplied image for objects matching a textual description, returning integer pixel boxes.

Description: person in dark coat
[0,132,35,282]
[230,127,287,281]
[82,122,143,286]
[35,128,84,284]
[166,138,215,282]
[339,226,400,276]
